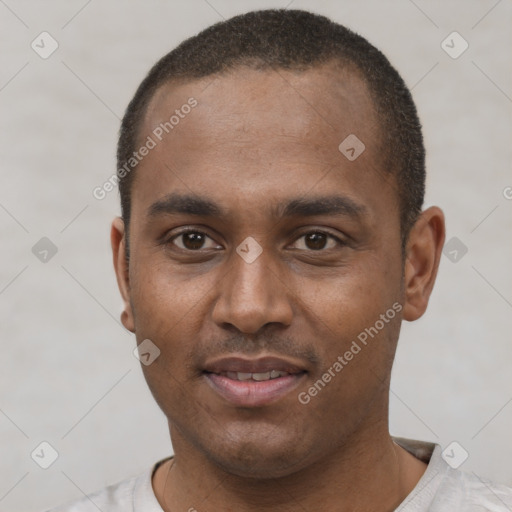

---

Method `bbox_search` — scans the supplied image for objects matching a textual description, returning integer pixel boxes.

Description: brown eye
[171,231,219,251]
[291,231,340,251]
[305,232,328,250]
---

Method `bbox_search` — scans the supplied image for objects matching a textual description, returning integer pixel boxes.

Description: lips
[203,356,307,407]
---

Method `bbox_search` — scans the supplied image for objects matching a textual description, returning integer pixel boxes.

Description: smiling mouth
[210,370,293,381]
[202,356,307,407]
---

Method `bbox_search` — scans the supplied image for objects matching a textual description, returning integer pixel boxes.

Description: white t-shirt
[47,438,512,511]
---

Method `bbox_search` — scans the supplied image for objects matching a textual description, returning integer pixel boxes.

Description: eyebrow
[147,192,367,220]
[148,193,223,218]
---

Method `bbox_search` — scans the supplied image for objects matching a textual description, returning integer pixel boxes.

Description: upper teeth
[224,370,289,381]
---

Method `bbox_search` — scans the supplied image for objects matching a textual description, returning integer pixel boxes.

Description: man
[50,9,512,512]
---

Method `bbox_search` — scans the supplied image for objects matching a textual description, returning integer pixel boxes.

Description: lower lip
[204,373,305,407]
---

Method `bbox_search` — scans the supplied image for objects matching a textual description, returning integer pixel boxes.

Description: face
[112,63,441,478]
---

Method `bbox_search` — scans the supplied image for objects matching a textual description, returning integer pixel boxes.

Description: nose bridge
[212,243,293,333]
[232,249,273,302]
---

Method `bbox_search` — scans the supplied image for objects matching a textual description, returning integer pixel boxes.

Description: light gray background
[1,0,511,510]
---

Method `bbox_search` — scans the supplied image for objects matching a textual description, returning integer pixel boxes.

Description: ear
[402,206,445,321]
[111,217,135,332]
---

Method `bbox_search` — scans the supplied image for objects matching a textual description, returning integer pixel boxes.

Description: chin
[197,425,315,480]
[209,448,306,480]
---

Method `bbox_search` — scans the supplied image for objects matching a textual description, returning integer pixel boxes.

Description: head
[111,9,444,478]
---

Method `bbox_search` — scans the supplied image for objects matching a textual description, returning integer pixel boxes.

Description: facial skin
[111,62,445,511]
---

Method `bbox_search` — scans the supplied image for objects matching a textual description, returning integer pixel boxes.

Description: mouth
[214,370,293,381]
[203,356,307,407]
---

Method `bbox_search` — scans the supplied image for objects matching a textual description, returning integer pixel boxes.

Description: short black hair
[117,9,425,251]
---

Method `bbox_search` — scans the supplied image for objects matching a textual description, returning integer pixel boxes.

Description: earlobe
[111,217,135,333]
[402,206,445,322]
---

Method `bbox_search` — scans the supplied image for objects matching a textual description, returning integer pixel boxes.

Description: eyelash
[165,228,346,252]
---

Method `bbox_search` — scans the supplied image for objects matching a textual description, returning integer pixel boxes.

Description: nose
[211,247,293,334]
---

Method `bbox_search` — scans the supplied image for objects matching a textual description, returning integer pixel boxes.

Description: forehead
[142,62,379,156]
[131,63,394,226]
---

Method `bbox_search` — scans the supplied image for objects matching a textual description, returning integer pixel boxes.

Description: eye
[290,231,343,251]
[169,230,221,251]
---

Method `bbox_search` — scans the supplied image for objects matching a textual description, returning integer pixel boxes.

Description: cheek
[130,255,212,335]
[130,262,207,416]
[300,271,402,413]
[299,255,403,394]
[128,259,214,408]
[302,257,401,331]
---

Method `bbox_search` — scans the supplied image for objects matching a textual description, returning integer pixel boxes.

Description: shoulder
[45,459,168,512]
[46,476,136,511]
[46,473,140,512]
[435,468,512,511]
[394,437,512,511]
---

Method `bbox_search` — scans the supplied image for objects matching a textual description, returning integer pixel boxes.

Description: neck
[154,423,427,512]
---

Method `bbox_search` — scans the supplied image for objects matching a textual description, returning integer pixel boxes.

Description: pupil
[184,232,204,250]
[306,233,326,250]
